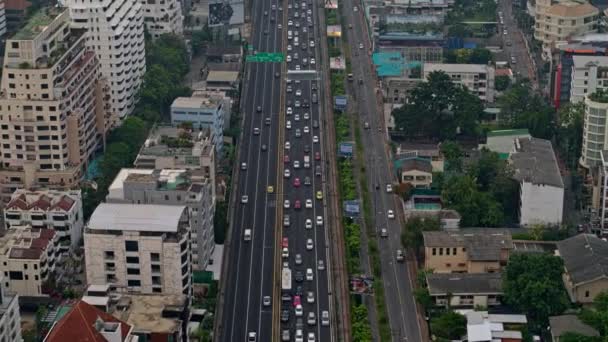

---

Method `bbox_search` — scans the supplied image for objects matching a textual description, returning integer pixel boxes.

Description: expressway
[217,0,333,339]
[341,2,426,341]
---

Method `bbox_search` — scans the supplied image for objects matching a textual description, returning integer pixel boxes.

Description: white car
[284,169,291,178]
[303,126,310,134]
[307,332,315,342]
[253,127,260,135]
[307,291,315,303]
[282,247,289,258]
[303,112,310,120]
[295,329,304,342]
[307,312,316,326]
[305,219,313,229]
[287,107,293,115]
[313,135,319,143]
[285,141,291,149]
[295,128,302,138]
[306,239,314,250]
[321,311,329,326]
[310,58,315,65]
[310,41,315,48]
[294,160,300,168]
[241,195,249,204]
[317,260,325,271]
[316,216,323,226]
[284,200,291,209]
[295,114,300,121]
[388,210,395,219]
[386,184,393,193]
[359,43,364,49]
[278,24,282,29]
[287,45,292,51]
[295,65,301,70]
[306,268,314,280]
[295,304,303,317]
[241,162,247,170]
[305,199,313,208]
[286,120,292,129]
[288,20,293,26]
[296,89,302,96]
[286,55,292,62]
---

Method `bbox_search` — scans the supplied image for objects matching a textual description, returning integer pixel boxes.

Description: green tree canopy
[441,175,504,227]
[495,75,511,91]
[555,102,584,169]
[401,217,440,250]
[431,311,467,340]
[498,80,555,139]
[578,291,608,337]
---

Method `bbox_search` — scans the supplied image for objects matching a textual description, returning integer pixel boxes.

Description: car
[288,20,293,26]
[286,55,292,62]
[305,199,313,208]
[318,260,325,271]
[256,106,262,112]
[380,228,388,238]
[241,162,247,170]
[295,271,304,282]
[313,120,319,128]
[265,117,271,125]
[296,89,302,96]
[353,5,358,11]
[295,128,301,137]
[313,135,319,143]
[282,293,291,302]
[295,253,303,265]
[281,310,290,323]
[294,53,299,60]
[294,11,299,17]
[386,184,393,193]
[302,58,308,65]
[283,215,290,227]
[364,121,370,129]
[261,144,267,151]
[307,332,315,342]
[263,295,271,306]
[287,44,292,51]
[282,247,289,258]
[312,94,318,103]
[286,107,293,115]
[295,304,303,317]
[388,210,395,219]
[294,200,301,209]
[282,237,289,248]
[295,100,301,108]
[306,239,314,251]
[296,22,300,28]
[306,268,314,280]
[304,176,311,185]
[295,330,304,342]
[310,58,315,65]
[295,285,303,296]
[278,23,282,29]
[267,185,274,193]
[284,169,291,178]
[264,10,268,15]
[241,195,249,204]
[284,155,290,163]
[285,141,291,149]
[284,200,291,209]
[349,23,353,29]
[503,29,508,35]
[264,30,268,35]
[316,191,323,200]
[359,43,364,49]
[294,160,301,168]
[303,126,310,134]
[286,120,292,129]
[396,249,405,262]
[304,112,310,120]
[314,151,321,160]
[295,114,300,121]
[294,295,302,307]
[309,40,315,48]
[304,145,310,153]
[506,40,512,46]
[315,165,321,177]
[248,332,257,342]
[316,216,323,226]
[287,85,292,92]
[321,311,330,326]
[307,311,316,326]
[295,65,301,70]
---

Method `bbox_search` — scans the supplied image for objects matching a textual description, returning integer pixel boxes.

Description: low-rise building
[84,203,192,296]
[205,45,243,63]
[106,168,214,270]
[427,273,503,308]
[82,284,189,342]
[44,300,136,342]
[0,226,59,296]
[556,234,608,304]
[423,229,513,273]
[396,143,444,172]
[510,137,564,227]
[204,71,239,91]
[170,96,226,153]
[4,189,83,251]
[423,63,496,102]
[549,315,599,341]
[466,311,527,342]
[480,129,531,157]
[382,76,422,104]
[395,158,433,188]
[0,275,21,342]
[569,55,608,103]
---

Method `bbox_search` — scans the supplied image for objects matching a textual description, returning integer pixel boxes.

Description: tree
[431,311,467,340]
[441,175,504,227]
[401,217,440,251]
[351,304,373,341]
[191,24,213,55]
[555,102,584,169]
[440,141,463,172]
[498,80,555,139]
[503,254,569,329]
[495,75,511,91]
[559,333,602,342]
[578,291,608,337]
[469,48,493,64]
[214,202,228,244]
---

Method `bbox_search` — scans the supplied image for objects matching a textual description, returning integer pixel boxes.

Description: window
[125,241,139,252]
[586,290,590,297]
[126,256,139,264]
[151,264,161,273]
[128,280,141,287]
[150,252,160,262]
[127,268,140,275]
[439,248,443,255]
[8,272,23,280]
[446,248,450,255]
[104,251,115,259]
[432,248,436,256]
[453,248,456,255]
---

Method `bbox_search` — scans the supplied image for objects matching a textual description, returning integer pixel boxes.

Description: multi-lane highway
[341,1,425,341]
[217,0,333,339]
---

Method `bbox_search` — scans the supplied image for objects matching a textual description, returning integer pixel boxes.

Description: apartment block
[0,226,59,296]
[423,229,513,273]
[534,0,599,59]
[423,63,495,102]
[4,0,31,34]
[0,8,112,202]
[4,189,83,251]
[84,203,192,296]
[581,94,608,168]
[65,0,146,119]
[0,1,7,39]
[141,0,184,39]
[106,168,214,270]
[426,273,503,308]
[171,95,225,153]
[569,55,608,103]
[0,275,21,342]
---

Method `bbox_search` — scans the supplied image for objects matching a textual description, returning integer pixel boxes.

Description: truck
[304,155,311,168]
[282,267,292,292]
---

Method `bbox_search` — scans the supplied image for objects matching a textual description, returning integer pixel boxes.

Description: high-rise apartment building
[0,275,21,342]
[141,0,184,39]
[0,1,7,39]
[84,203,192,296]
[581,93,608,168]
[0,8,112,203]
[64,0,146,119]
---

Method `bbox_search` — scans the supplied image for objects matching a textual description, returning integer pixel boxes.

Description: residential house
[396,143,444,172]
[480,129,531,157]
[395,158,433,188]
[466,311,527,342]
[426,273,503,308]
[423,229,513,273]
[549,315,599,341]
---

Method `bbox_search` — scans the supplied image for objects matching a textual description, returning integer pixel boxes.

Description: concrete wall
[519,182,564,226]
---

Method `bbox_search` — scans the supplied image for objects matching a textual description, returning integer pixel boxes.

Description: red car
[293,177,301,187]
[282,237,289,248]
[284,155,290,163]
[293,295,301,307]
[294,200,301,209]
[315,152,321,161]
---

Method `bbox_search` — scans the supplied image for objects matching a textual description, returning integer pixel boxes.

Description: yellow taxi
[267,185,274,193]
[316,190,323,200]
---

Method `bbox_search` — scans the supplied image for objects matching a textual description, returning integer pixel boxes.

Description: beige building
[423,63,496,102]
[556,234,608,304]
[396,158,433,188]
[423,229,513,273]
[0,226,59,296]
[0,8,113,203]
[84,203,192,296]
[426,273,503,308]
[534,0,599,59]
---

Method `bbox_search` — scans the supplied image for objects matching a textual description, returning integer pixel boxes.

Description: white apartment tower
[0,1,7,39]
[141,0,184,39]
[65,0,147,119]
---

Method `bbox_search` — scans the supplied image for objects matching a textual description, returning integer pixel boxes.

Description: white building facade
[64,0,147,119]
[423,63,496,102]
[581,96,608,168]
[0,276,21,342]
[171,96,225,153]
[569,56,608,103]
[84,203,192,296]
[0,1,6,39]
[142,0,184,39]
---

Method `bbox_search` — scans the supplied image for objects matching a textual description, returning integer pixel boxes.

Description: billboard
[343,200,360,218]
[338,141,354,157]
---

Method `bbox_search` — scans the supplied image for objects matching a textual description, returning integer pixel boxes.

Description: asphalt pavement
[498,0,537,86]
[341,2,425,341]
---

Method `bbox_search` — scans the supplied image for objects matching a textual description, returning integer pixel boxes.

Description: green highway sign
[246,52,284,62]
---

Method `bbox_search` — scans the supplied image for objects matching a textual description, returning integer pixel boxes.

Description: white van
[244,229,252,241]
[288,30,293,40]
[304,155,311,168]
[294,37,299,47]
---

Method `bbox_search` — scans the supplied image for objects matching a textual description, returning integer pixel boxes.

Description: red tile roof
[5,0,31,11]
[30,195,51,210]
[45,301,132,342]
[9,229,54,260]
[6,193,76,212]
[51,195,75,211]
[6,194,27,210]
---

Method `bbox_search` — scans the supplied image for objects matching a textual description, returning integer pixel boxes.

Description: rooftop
[549,315,599,339]
[0,227,55,260]
[206,70,239,83]
[372,52,406,77]
[12,7,58,40]
[546,1,598,17]
[205,45,242,56]
[171,96,221,110]
[486,129,530,138]
[572,55,608,68]
[557,234,608,285]
[395,157,433,173]
[6,189,79,212]
[466,311,527,342]
[112,294,186,334]
[423,229,513,261]
[424,63,490,74]
[481,129,531,155]
[87,203,187,233]
[107,169,154,200]
[427,273,503,295]
[510,137,564,188]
